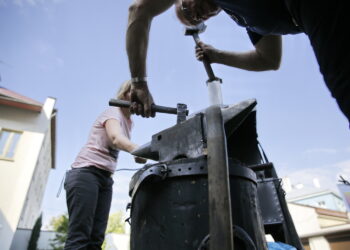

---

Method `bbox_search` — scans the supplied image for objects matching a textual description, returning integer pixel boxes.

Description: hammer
[109,99,189,124]
[185,23,221,83]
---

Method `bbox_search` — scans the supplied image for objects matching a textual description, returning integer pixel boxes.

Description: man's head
[175,0,221,26]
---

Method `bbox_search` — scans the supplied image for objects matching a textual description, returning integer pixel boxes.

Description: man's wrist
[131,77,147,84]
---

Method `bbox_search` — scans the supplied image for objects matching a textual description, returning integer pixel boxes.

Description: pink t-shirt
[72,107,132,173]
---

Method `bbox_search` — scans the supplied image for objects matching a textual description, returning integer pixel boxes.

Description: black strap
[257,141,269,163]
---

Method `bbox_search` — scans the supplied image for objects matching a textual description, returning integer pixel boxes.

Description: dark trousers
[64,166,113,250]
[293,0,350,123]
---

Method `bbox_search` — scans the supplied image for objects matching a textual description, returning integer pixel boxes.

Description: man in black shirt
[127,0,349,124]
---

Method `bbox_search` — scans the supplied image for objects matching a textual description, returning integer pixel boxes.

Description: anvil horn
[131,142,159,161]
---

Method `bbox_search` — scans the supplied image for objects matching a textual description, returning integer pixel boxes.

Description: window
[0,129,22,160]
[318,201,326,208]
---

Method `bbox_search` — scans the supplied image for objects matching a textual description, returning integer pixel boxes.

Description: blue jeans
[64,166,114,250]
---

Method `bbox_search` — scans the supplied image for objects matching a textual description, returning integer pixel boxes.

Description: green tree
[27,214,42,250]
[49,214,69,250]
[49,211,126,250]
[102,211,126,250]
[105,211,125,234]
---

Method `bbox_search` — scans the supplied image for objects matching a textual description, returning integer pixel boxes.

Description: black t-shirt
[214,0,301,44]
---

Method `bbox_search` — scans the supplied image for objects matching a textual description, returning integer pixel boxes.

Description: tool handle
[109,99,178,115]
[192,34,217,82]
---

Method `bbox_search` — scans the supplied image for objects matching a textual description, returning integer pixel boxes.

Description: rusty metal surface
[129,157,257,200]
[252,164,304,249]
[206,105,234,250]
[132,113,206,161]
[221,99,257,138]
[132,99,258,162]
[129,98,302,250]
[257,179,285,225]
[129,157,267,250]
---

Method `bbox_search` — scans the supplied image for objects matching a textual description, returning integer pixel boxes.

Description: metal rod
[206,105,234,250]
[191,33,223,105]
[109,99,179,115]
[248,163,273,172]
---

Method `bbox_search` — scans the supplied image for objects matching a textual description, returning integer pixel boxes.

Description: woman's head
[116,80,132,101]
[175,0,221,26]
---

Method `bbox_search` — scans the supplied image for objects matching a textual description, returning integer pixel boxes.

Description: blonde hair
[116,80,132,100]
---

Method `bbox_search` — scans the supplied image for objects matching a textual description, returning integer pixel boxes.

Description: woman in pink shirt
[64,80,145,250]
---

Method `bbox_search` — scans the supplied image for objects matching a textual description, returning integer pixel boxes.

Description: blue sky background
[1,0,349,227]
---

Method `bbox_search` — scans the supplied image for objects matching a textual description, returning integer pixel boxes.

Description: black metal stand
[206,106,234,250]
[109,99,303,250]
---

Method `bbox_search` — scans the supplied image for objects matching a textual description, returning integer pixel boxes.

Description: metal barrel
[129,157,267,250]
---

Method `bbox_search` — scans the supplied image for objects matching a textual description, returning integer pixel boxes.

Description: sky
[1,0,349,227]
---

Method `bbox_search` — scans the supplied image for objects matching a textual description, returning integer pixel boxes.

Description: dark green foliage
[49,211,126,250]
[27,214,42,250]
[105,211,125,234]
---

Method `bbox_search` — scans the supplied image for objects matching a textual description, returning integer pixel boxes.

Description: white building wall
[105,233,130,250]
[18,128,53,228]
[288,202,350,250]
[37,230,57,250]
[309,236,331,250]
[0,98,55,250]
[287,203,321,235]
[9,228,31,250]
[10,229,57,250]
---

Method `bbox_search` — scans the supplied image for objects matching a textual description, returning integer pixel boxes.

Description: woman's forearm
[111,134,138,153]
[105,119,138,153]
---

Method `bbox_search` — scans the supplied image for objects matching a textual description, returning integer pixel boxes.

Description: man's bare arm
[126,0,176,117]
[196,35,282,71]
[127,0,176,78]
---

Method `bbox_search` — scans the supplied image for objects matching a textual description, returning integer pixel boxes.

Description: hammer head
[184,22,207,36]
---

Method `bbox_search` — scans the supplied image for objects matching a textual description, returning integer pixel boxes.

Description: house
[0,87,57,250]
[288,203,350,250]
[287,188,347,212]
[283,177,350,249]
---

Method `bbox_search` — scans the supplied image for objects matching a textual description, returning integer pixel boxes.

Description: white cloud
[37,40,52,55]
[283,159,350,192]
[111,198,130,210]
[8,0,64,7]
[304,148,337,155]
[334,159,350,169]
[285,168,336,189]
[56,57,65,67]
[334,160,350,180]
[35,40,65,70]
[13,0,34,6]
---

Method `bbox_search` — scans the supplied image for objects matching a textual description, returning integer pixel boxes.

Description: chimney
[282,177,292,193]
[313,178,321,188]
